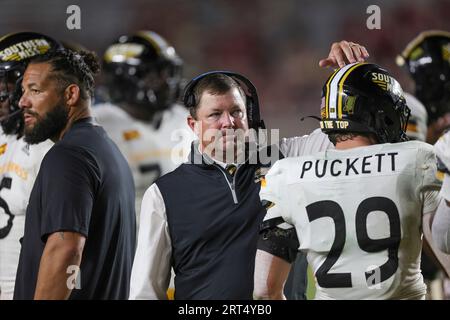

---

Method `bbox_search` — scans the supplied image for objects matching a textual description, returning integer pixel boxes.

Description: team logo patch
[371,72,393,91]
[370,72,404,98]
[343,95,356,115]
[0,38,51,62]
[0,143,6,156]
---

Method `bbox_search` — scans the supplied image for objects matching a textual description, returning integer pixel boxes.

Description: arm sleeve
[39,145,99,241]
[259,161,299,262]
[129,183,172,300]
[431,199,450,254]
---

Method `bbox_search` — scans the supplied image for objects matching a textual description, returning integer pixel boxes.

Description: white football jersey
[0,134,53,299]
[280,128,333,157]
[92,103,194,213]
[404,92,428,142]
[434,131,450,201]
[261,141,441,299]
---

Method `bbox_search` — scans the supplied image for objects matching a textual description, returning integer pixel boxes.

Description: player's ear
[188,115,203,138]
[187,115,196,132]
[64,84,81,106]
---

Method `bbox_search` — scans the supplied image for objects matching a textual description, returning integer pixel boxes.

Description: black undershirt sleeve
[257,216,299,263]
[39,145,100,242]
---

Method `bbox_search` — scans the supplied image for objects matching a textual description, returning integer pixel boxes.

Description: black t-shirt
[14,118,136,300]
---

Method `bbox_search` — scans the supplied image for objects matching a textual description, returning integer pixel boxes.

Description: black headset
[183,70,265,130]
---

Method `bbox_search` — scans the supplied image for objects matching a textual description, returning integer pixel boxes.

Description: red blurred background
[2,0,449,137]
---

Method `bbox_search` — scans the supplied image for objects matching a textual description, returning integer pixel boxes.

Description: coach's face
[188,88,249,162]
[19,62,69,144]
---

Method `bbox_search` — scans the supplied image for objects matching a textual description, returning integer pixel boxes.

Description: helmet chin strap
[300,115,321,122]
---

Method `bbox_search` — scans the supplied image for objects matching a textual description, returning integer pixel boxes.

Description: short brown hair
[29,49,100,100]
[188,73,246,119]
[328,132,379,145]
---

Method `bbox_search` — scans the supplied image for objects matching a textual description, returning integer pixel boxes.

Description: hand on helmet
[319,40,370,68]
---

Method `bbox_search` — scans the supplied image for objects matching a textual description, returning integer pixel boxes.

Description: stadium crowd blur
[1,0,449,137]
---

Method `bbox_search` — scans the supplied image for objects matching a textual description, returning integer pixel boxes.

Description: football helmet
[397,30,450,124]
[0,32,62,135]
[102,30,183,120]
[320,62,410,144]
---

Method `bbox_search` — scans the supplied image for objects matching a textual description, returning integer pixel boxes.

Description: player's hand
[434,129,450,172]
[319,40,370,68]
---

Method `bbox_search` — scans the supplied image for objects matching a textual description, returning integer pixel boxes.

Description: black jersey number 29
[306,197,401,288]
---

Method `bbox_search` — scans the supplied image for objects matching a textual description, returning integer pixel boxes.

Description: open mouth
[23,113,35,125]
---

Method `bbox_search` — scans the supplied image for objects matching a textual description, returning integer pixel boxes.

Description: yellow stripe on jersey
[0,161,28,180]
[260,177,266,188]
[166,288,175,300]
[123,130,141,141]
[406,123,418,133]
[261,199,275,210]
[436,170,445,182]
[0,143,7,156]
